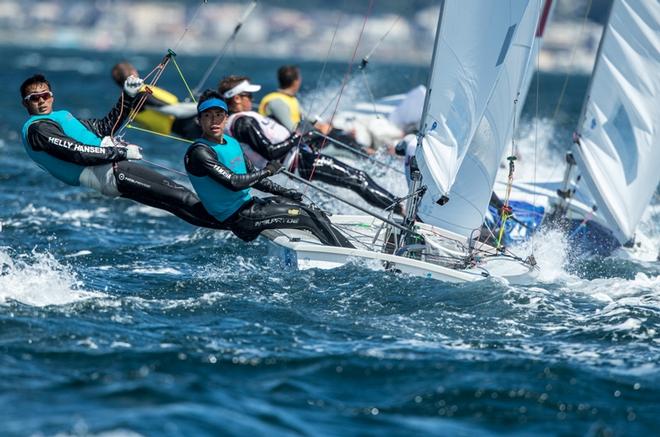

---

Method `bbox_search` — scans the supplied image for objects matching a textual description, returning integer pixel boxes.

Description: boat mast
[405,0,446,226]
[556,0,616,215]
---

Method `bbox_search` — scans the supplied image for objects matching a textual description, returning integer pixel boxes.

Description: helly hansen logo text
[48,137,103,154]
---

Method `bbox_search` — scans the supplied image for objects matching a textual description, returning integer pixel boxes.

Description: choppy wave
[0,248,105,307]
[1,48,659,436]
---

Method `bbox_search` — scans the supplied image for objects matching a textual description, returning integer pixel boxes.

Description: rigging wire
[172,0,209,52]
[532,0,542,258]
[359,15,401,117]
[289,11,343,196]
[551,0,594,121]
[113,0,209,138]
[309,12,400,126]
[193,0,258,95]
[291,13,408,183]
[305,0,375,184]
[310,132,405,174]
[304,12,342,124]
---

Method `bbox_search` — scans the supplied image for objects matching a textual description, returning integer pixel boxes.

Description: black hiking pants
[296,145,401,214]
[113,161,225,229]
[224,196,353,248]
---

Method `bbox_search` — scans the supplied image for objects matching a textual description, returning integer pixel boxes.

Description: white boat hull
[264,215,536,284]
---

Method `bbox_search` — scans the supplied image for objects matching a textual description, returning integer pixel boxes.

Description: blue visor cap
[197,98,228,114]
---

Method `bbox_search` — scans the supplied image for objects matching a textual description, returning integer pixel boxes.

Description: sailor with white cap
[219,75,403,215]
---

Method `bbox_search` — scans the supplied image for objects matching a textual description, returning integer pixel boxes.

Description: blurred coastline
[2,0,608,71]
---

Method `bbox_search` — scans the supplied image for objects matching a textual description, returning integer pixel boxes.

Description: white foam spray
[0,248,104,307]
[513,227,573,283]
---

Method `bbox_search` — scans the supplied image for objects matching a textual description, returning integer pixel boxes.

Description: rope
[172,0,209,52]
[569,208,595,237]
[126,124,193,143]
[495,94,520,250]
[306,0,375,184]
[110,59,169,138]
[169,52,197,103]
[551,0,594,121]
[193,0,258,94]
[115,53,173,137]
[141,159,188,177]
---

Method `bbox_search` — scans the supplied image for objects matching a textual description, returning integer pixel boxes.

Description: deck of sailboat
[263,215,536,284]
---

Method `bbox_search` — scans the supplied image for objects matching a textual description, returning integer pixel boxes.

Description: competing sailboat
[502,0,660,256]
[264,0,541,283]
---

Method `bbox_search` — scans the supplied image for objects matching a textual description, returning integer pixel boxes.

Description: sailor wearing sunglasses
[19,73,223,229]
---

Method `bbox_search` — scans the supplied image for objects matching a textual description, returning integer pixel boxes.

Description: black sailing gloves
[265,160,284,176]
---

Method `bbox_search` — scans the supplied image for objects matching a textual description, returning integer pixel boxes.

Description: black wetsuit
[24,96,222,229]
[230,115,401,213]
[184,141,353,247]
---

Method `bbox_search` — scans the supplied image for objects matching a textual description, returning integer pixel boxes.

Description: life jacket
[225,111,297,170]
[186,135,251,222]
[21,110,102,186]
[132,84,178,135]
[258,91,301,126]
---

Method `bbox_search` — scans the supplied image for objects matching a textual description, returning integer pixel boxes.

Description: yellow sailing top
[132,85,179,135]
[258,91,301,126]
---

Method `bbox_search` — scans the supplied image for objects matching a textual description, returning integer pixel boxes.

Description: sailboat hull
[264,215,537,284]
[493,180,623,256]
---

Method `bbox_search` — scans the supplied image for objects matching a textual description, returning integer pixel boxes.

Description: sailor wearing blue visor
[184,90,352,247]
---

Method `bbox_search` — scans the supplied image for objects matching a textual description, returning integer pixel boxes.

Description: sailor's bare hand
[314,121,332,136]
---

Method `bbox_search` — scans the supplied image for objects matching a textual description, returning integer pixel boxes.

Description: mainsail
[416,0,537,237]
[572,0,660,244]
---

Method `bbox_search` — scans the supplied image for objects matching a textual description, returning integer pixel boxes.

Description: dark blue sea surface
[1,45,659,436]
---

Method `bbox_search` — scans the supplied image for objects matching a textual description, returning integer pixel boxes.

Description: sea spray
[0,248,103,307]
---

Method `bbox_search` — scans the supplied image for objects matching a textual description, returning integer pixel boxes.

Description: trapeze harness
[21,110,104,186]
[226,111,299,170]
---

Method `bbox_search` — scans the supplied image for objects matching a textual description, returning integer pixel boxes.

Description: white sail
[415,0,531,213]
[572,0,660,244]
[417,0,539,237]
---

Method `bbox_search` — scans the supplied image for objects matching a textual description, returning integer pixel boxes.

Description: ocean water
[1,45,659,437]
